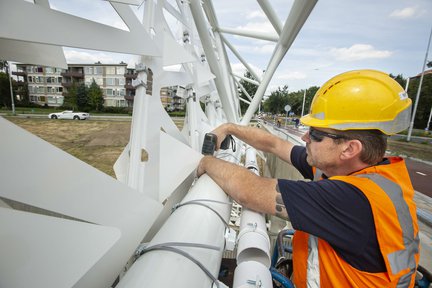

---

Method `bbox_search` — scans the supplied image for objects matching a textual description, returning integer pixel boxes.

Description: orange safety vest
[292,157,420,288]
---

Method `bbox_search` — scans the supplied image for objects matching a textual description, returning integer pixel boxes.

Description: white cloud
[389,6,418,19]
[246,10,266,20]
[64,50,111,63]
[236,21,277,34]
[230,62,263,78]
[235,43,276,55]
[276,71,307,80]
[63,49,136,66]
[330,44,392,61]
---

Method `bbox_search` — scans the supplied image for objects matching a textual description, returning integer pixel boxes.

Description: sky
[46,0,432,94]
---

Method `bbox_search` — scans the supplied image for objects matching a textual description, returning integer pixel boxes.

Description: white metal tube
[7,61,15,115]
[222,34,262,82]
[241,0,318,125]
[233,73,260,86]
[189,0,237,123]
[301,89,307,117]
[235,79,253,101]
[407,25,432,140]
[117,175,232,288]
[257,0,283,35]
[219,27,278,42]
[233,147,272,287]
[186,89,200,150]
[233,261,273,288]
[239,97,251,105]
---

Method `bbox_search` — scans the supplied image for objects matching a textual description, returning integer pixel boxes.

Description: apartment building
[13,62,185,110]
[14,64,65,107]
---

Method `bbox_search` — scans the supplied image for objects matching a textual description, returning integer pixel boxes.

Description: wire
[173,200,230,229]
[139,242,223,288]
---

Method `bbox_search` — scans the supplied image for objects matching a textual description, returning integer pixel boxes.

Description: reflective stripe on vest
[305,172,418,288]
[305,169,322,288]
[357,174,419,288]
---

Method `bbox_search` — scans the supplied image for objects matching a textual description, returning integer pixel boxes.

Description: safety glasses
[308,127,347,142]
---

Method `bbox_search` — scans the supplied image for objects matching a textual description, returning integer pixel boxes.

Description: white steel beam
[219,27,279,42]
[257,0,283,35]
[222,34,262,82]
[0,0,159,56]
[241,0,318,125]
[235,78,253,102]
[233,73,261,86]
[189,0,238,122]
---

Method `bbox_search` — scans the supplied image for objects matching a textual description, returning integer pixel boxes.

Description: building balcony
[61,71,84,78]
[15,81,26,86]
[124,72,137,79]
[13,71,27,77]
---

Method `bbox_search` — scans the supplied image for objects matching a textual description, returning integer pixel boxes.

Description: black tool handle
[201,133,218,155]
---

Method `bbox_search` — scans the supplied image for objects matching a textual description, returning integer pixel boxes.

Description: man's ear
[340,140,363,160]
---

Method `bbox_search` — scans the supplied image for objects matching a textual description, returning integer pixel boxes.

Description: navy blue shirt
[278,146,386,272]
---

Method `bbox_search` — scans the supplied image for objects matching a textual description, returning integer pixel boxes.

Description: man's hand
[196,155,211,177]
[211,123,231,150]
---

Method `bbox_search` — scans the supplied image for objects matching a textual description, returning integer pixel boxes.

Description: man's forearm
[197,156,284,217]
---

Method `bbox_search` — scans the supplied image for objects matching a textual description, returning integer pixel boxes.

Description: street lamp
[407,25,432,141]
[7,61,16,115]
[301,88,307,117]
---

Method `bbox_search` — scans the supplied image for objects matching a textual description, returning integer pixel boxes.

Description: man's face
[301,127,346,171]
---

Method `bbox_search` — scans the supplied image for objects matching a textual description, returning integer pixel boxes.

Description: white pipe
[189,0,237,123]
[233,147,272,286]
[233,73,260,86]
[236,209,271,267]
[241,0,318,125]
[257,0,283,35]
[233,261,273,288]
[186,89,200,151]
[219,27,278,42]
[222,34,262,82]
[117,175,232,288]
[235,79,253,102]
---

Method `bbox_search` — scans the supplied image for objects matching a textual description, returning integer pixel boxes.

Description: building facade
[13,63,185,110]
[14,64,65,107]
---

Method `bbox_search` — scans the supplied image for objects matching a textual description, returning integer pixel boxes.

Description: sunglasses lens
[309,129,323,142]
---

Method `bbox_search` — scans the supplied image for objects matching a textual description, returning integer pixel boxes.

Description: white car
[48,110,90,120]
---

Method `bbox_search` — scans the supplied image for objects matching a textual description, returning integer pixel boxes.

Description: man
[197,70,419,287]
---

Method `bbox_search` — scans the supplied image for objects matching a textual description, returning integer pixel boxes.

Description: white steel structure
[0,0,317,287]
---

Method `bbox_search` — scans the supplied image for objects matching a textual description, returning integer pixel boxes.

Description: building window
[106,78,115,85]
[95,67,103,75]
[116,66,125,75]
[117,78,125,85]
[106,67,115,74]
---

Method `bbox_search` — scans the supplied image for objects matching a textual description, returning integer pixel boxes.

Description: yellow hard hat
[300,69,412,135]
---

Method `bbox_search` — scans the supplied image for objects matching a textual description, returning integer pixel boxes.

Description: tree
[263,85,289,114]
[0,72,12,108]
[76,83,89,111]
[406,72,432,129]
[87,80,104,111]
[390,74,407,89]
[238,71,258,114]
[63,82,78,110]
[0,60,16,109]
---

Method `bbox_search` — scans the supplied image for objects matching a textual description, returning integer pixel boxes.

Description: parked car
[48,110,90,120]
